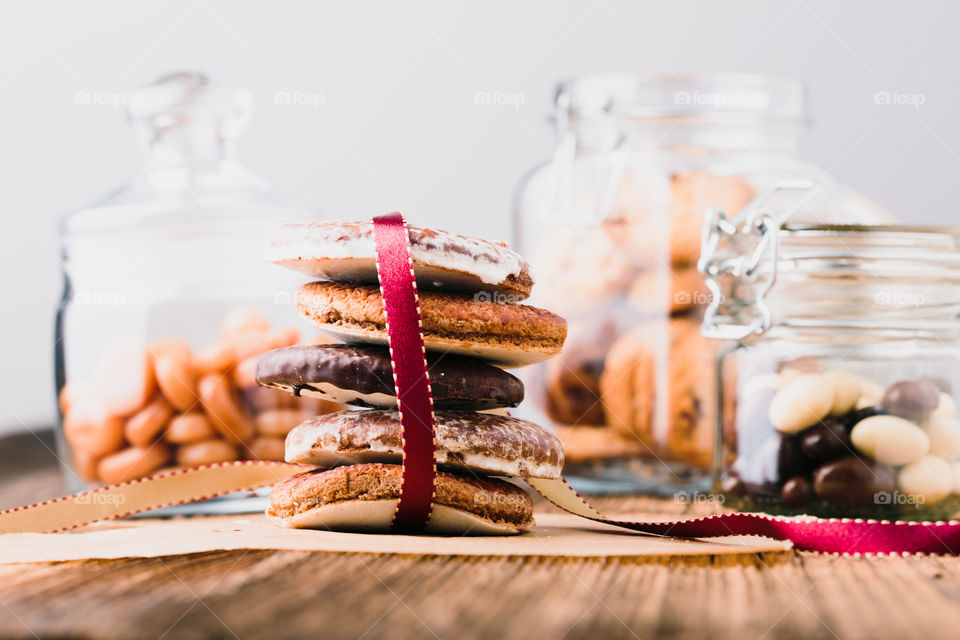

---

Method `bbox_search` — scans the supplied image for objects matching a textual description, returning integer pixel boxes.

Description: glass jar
[514,73,892,495]
[55,72,338,511]
[704,210,960,520]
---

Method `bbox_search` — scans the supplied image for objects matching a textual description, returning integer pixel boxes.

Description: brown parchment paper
[0,512,791,564]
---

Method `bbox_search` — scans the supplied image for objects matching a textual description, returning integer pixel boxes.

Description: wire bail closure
[698,180,819,340]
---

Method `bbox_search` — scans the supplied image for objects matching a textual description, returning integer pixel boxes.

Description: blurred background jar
[55,72,340,507]
[513,73,892,495]
[704,219,960,521]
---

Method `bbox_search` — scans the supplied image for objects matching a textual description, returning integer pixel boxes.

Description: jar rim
[779,224,960,256]
[556,72,808,125]
[701,222,960,341]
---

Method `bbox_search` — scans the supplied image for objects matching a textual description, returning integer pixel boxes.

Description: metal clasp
[698,180,819,340]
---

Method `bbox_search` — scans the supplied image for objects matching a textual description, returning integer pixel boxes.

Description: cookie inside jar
[517,168,750,495]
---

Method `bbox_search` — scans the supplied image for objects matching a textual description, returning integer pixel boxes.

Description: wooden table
[3,431,960,639]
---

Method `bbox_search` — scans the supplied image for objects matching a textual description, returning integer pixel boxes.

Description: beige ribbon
[0,461,306,534]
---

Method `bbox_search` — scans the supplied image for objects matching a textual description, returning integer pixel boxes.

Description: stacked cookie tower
[256,220,568,534]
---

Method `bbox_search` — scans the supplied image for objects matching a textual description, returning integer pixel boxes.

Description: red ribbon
[527,477,960,555]
[372,213,438,533]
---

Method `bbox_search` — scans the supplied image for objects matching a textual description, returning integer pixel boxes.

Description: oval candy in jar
[55,72,342,511]
[703,189,960,520]
[513,73,892,495]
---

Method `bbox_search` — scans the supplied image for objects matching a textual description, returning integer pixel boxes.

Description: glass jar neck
[141,121,232,172]
[567,117,803,155]
[707,225,960,343]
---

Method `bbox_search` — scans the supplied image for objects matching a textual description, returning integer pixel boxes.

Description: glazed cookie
[285,409,564,479]
[296,282,567,367]
[267,463,534,535]
[268,220,534,299]
[256,344,524,410]
[599,318,719,469]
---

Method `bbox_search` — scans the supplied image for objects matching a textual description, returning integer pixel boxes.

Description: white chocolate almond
[857,378,885,409]
[925,415,960,460]
[850,415,929,466]
[898,455,954,504]
[824,370,860,417]
[768,374,834,433]
[932,393,957,419]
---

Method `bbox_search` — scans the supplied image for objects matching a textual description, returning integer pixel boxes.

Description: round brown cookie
[669,170,756,267]
[599,317,718,469]
[543,323,615,427]
[285,409,564,479]
[553,425,651,465]
[268,220,533,299]
[267,463,534,535]
[545,355,606,426]
[297,282,567,367]
[256,344,524,410]
[627,266,709,316]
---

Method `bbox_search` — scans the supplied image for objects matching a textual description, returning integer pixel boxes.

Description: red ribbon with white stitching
[5,212,960,554]
[372,212,437,532]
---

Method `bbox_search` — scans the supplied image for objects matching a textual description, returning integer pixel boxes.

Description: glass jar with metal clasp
[701,183,960,520]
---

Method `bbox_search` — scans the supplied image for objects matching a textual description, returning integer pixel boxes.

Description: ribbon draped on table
[3,211,960,555]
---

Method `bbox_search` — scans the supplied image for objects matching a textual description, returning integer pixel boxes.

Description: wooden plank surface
[3,431,960,639]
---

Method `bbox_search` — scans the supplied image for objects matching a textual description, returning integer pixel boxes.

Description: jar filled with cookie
[514,73,892,494]
[55,72,340,509]
[702,204,960,520]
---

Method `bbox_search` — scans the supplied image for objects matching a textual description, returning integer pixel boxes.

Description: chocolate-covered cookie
[256,344,524,410]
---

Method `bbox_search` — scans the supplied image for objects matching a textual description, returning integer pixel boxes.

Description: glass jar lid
[700,183,960,340]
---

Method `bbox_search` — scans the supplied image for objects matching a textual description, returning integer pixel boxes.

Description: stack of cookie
[257,220,567,534]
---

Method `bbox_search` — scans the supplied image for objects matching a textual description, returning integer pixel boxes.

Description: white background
[2,0,959,433]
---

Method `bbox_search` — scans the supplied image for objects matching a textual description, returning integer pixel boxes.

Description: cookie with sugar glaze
[284,408,564,479]
[268,219,533,299]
